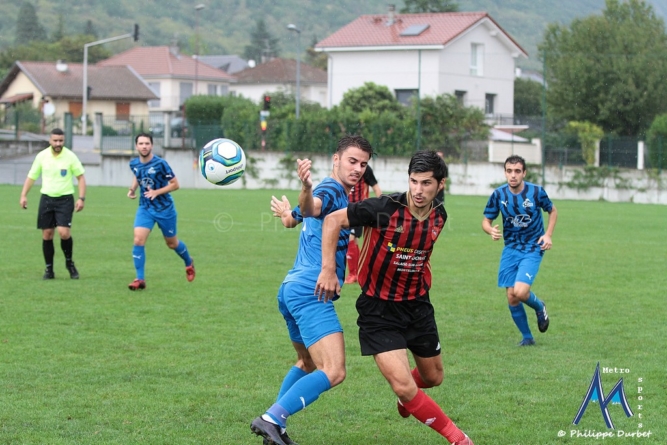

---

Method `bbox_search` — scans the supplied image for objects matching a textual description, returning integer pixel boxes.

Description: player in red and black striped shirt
[316,151,474,445]
[345,164,382,284]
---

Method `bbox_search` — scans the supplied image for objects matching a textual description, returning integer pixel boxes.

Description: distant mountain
[0,0,664,71]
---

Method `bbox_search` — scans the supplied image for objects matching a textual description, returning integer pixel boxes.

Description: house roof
[0,92,34,104]
[0,61,158,101]
[315,11,527,56]
[198,55,249,74]
[234,58,326,85]
[97,46,236,81]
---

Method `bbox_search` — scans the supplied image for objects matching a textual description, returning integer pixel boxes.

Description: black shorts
[37,194,74,229]
[350,226,362,238]
[356,294,441,357]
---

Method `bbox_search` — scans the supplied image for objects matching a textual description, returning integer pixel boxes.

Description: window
[471,43,484,76]
[116,102,130,120]
[180,82,193,105]
[485,94,496,115]
[395,89,418,106]
[207,84,229,96]
[454,90,467,105]
[148,82,161,108]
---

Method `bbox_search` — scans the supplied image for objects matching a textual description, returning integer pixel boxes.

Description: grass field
[1,184,665,445]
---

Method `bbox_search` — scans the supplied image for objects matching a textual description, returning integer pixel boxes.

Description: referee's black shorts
[350,226,362,237]
[356,294,441,358]
[37,194,74,229]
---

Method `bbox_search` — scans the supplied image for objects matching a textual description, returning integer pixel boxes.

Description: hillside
[0,0,665,70]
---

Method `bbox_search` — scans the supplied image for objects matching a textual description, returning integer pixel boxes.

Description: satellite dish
[43,102,55,116]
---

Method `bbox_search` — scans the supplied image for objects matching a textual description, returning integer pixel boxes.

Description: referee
[19,128,86,280]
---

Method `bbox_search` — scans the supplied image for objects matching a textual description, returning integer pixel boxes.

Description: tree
[83,19,98,38]
[339,82,404,116]
[305,36,327,71]
[243,19,280,64]
[540,0,667,136]
[565,121,604,166]
[514,78,543,117]
[400,0,459,13]
[52,14,65,42]
[15,2,47,44]
[415,94,488,153]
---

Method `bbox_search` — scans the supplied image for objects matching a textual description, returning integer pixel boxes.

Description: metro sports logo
[573,362,633,429]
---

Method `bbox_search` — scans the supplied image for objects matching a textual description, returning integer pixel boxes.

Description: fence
[2,109,666,172]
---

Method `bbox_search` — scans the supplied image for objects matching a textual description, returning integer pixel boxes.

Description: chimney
[169,39,180,57]
[386,4,396,26]
[55,60,68,72]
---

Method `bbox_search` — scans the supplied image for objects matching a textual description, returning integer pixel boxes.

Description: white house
[315,8,527,121]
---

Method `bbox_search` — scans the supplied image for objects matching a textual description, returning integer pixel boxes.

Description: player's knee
[297,357,317,373]
[324,366,346,388]
[166,239,179,249]
[422,371,443,387]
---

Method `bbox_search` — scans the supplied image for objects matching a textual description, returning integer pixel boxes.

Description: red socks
[403,389,465,444]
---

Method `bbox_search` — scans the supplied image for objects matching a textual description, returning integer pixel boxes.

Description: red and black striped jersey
[349,165,378,203]
[347,192,447,302]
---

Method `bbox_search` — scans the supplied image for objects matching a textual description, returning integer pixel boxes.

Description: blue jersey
[129,155,176,213]
[284,177,350,286]
[483,182,553,253]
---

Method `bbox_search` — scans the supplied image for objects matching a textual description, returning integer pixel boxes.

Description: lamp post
[82,25,138,135]
[287,24,301,119]
[194,4,205,95]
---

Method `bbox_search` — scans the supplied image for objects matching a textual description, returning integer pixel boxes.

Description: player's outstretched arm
[127,178,139,199]
[271,195,299,228]
[538,204,558,250]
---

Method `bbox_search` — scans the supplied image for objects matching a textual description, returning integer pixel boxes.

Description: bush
[647,114,667,169]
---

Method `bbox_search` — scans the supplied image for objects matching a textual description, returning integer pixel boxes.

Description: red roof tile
[97,46,236,81]
[234,58,326,84]
[5,61,157,100]
[316,11,526,55]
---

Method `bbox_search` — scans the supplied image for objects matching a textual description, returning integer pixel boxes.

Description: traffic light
[263,95,271,110]
[133,24,140,42]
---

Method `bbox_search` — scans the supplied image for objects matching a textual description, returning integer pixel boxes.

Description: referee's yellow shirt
[27,147,85,197]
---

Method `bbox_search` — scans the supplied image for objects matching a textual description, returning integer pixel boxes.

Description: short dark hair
[504,155,526,171]
[409,150,448,182]
[135,132,153,144]
[51,128,64,136]
[336,134,374,158]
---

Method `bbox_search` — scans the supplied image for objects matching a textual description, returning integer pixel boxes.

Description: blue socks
[509,303,533,339]
[175,240,192,266]
[265,370,331,428]
[277,366,308,401]
[525,292,544,312]
[132,245,146,280]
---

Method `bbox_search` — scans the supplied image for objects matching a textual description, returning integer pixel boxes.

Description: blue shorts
[498,247,543,288]
[134,206,178,238]
[277,281,343,348]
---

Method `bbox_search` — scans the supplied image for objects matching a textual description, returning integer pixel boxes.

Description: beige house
[98,46,236,125]
[0,60,157,127]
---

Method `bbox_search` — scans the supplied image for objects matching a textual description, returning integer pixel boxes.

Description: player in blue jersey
[250,135,374,445]
[126,133,195,290]
[482,155,558,346]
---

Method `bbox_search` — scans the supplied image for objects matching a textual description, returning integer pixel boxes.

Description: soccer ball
[198,138,246,186]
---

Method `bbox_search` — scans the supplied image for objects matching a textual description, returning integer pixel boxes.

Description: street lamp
[194,4,206,95]
[287,23,301,119]
[82,25,138,135]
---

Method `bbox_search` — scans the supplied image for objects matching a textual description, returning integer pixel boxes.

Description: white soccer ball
[198,138,246,186]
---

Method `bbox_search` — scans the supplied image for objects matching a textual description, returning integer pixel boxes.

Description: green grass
[1,185,665,445]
